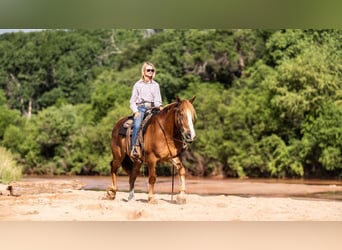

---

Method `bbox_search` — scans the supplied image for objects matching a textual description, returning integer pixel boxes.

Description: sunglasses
[146,69,155,72]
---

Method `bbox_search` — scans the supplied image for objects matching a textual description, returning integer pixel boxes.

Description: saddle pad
[119,118,133,136]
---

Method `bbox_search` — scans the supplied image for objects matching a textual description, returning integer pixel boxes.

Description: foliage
[0,146,22,183]
[0,89,22,140]
[179,82,227,176]
[0,29,341,179]
[301,102,342,177]
[90,69,131,122]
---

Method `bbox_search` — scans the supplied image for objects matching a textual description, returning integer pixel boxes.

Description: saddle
[119,108,160,155]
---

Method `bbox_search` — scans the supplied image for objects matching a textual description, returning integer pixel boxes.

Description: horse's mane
[160,102,177,113]
[159,100,196,119]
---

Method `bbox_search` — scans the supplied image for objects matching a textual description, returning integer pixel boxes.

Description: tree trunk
[27,98,32,119]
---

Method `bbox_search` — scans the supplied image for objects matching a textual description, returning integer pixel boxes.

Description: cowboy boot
[130,145,141,159]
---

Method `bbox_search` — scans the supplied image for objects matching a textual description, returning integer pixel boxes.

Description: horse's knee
[175,164,186,176]
[149,176,156,184]
[172,158,185,173]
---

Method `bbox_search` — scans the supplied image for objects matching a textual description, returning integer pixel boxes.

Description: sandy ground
[1,179,342,221]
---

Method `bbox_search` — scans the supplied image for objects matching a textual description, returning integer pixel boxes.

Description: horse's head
[175,96,197,143]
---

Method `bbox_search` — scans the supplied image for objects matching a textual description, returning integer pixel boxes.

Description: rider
[129,62,163,159]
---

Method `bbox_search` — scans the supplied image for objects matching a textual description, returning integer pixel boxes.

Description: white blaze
[186,109,196,139]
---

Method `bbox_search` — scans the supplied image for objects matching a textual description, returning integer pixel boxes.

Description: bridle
[175,102,196,143]
[156,118,184,159]
[156,102,191,158]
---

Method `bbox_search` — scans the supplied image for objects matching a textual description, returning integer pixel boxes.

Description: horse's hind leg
[106,159,120,200]
[127,161,142,201]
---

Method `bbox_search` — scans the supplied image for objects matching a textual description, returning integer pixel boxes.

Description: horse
[106,96,196,204]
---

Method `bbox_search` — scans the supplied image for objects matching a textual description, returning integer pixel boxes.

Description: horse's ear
[176,96,181,103]
[189,96,196,103]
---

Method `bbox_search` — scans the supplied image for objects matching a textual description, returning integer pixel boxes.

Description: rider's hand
[134,112,140,118]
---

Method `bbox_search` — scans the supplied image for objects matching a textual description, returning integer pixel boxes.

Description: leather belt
[137,102,154,108]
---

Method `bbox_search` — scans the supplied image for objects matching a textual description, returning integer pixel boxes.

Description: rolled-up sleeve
[153,82,162,107]
[130,83,139,113]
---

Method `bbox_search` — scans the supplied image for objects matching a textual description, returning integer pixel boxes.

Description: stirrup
[132,147,139,157]
[129,146,140,160]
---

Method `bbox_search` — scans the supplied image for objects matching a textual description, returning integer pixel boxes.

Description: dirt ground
[1,178,342,221]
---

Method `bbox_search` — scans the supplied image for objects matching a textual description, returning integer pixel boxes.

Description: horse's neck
[155,107,177,134]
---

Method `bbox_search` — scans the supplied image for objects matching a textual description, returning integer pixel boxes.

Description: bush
[0,147,22,183]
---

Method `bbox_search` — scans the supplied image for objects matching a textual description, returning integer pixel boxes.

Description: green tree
[2,122,41,174]
[0,146,22,183]
[179,82,227,176]
[1,29,341,178]
[301,102,342,177]
[0,90,22,140]
[0,30,104,114]
[90,69,131,122]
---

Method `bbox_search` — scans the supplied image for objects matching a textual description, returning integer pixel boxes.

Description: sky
[0,29,44,35]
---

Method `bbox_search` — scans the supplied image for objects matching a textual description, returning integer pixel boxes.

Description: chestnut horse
[106,96,196,204]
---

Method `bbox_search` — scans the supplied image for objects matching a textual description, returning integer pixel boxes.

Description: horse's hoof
[176,195,186,204]
[105,186,116,200]
[128,191,135,201]
[103,192,115,200]
[148,197,158,204]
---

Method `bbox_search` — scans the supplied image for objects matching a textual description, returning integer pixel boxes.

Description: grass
[0,146,22,184]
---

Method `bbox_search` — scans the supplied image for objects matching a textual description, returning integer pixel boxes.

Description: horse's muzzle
[184,132,195,143]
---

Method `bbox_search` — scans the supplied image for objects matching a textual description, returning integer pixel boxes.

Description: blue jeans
[131,106,147,150]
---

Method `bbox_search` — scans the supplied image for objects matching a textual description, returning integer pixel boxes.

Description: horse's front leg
[171,157,187,204]
[147,159,158,204]
[128,161,142,201]
[106,160,120,200]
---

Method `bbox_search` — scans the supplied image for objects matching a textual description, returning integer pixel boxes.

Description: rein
[156,118,184,201]
[156,119,184,158]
